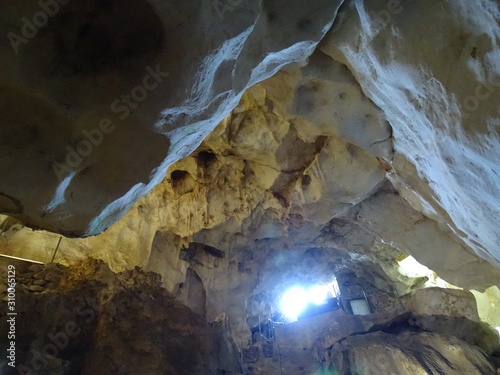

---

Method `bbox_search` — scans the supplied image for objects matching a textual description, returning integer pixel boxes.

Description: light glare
[280,281,339,321]
[397,255,450,288]
[309,285,328,305]
[281,286,308,321]
[398,256,432,277]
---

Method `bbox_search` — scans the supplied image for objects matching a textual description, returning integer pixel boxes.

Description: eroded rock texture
[1,1,500,374]
[0,0,499,290]
[247,288,500,374]
[0,0,342,236]
[0,258,244,375]
[2,48,500,291]
[1,0,499,287]
[321,0,500,269]
[328,331,499,375]
[2,259,499,375]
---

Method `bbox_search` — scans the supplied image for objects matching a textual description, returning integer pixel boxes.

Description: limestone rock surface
[329,331,499,375]
[403,287,479,321]
[321,0,500,268]
[1,0,499,294]
[0,258,244,375]
[0,0,342,236]
[1,2,500,375]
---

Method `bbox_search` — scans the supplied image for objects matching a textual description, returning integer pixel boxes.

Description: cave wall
[0,258,245,375]
[1,0,500,374]
[2,258,499,375]
[0,2,499,289]
[2,47,499,289]
[321,0,500,269]
[0,0,343,236]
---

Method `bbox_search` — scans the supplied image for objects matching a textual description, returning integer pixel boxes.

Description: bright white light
[398,256,432,277]
[496,326,500,335]
[309,285,328,305]
[280,281,339,321]
[281,286,309,321]
[397,255,451,288]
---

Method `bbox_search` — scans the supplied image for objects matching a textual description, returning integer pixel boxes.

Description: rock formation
[1,258,244,374]
[1,0,500,374]
[0,0,342,236]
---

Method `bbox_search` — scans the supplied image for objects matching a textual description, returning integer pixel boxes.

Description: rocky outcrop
[0,258,244,375]
[1,2,500,374]
[328,331,500,375]
[321,0,500,269]
[1,0,499,291]
[246,304,500,374]
[0,0,342,236]
[2,258,499,375]
[403,287,479,321]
